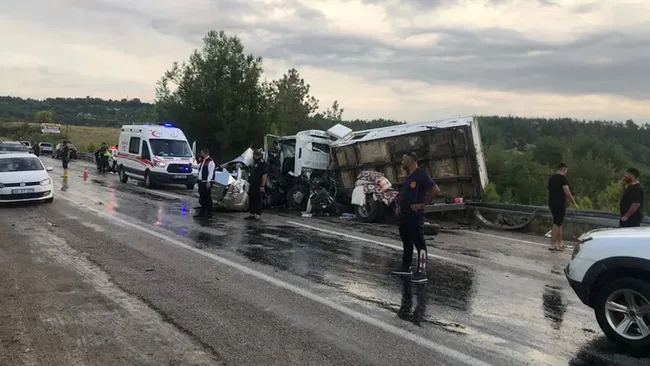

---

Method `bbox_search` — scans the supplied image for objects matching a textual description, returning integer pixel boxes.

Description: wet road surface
[0,157,648,365]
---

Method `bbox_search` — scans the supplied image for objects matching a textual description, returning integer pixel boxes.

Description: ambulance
[115,124,197,189]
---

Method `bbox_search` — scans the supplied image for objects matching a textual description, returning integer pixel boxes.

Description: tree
[265,68,319,135]
[154,30,267,159]
[34,110,55,123]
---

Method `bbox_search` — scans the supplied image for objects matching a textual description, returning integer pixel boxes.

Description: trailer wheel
[354,198,384,223]
[287,184,309,210]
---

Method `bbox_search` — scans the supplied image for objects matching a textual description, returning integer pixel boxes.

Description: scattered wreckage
[211,116,489,222]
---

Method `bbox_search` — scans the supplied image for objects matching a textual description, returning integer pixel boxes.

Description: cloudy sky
[1,0,649,122]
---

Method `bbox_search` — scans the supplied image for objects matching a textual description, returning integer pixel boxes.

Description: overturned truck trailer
[330,116,489,222]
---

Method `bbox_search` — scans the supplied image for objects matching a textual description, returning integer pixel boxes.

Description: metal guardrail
[77,152,94,162]
[466,202,650,229]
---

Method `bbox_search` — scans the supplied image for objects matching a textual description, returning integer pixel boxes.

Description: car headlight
[155,161,166,168]
[40,178,52,186]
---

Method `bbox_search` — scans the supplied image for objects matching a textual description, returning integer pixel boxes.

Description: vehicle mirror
[46,166,54,172]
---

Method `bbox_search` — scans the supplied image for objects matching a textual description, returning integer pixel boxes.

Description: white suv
[565,227,650,348]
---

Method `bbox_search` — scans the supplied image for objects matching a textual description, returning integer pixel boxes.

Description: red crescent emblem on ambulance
[151,130,162,137]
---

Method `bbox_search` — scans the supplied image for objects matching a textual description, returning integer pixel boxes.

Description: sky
[1,0,649,123]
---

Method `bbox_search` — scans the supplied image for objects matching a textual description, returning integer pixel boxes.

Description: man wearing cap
[391,151,440,283]
[547,162,578,251]
[246,150,267,221]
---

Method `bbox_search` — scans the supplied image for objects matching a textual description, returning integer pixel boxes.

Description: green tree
[34,110,55,123]
[266,68,319,135]
[596,182,622,211]
[154,30,267,158]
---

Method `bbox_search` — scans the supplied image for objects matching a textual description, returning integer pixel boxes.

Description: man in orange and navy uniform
[391,151,440,283]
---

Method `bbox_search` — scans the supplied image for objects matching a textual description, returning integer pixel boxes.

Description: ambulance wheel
[143,171,153,189]
[119,166,128,183]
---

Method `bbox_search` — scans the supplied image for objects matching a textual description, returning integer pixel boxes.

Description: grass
[1,122,120,152]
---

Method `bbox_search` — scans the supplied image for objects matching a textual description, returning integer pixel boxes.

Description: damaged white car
[210,148,254,211]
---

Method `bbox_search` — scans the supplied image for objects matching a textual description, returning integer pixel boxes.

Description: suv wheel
[594,277,650,348]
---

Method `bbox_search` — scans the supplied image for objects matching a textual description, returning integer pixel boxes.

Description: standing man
[547,163,578,251]
[620,167,645,227]
[33,142,41,157]
[62,141,71,178]
[391,151,439,283]
[246,150,267,221]
[195,148,215,218]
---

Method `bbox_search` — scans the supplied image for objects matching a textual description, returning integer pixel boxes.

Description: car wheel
[594,277,650,349]
[44,197,54,203]
[354,197,385,223]
[119,167,129,183]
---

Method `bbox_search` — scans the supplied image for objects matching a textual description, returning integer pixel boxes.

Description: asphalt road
[0,157,648,365]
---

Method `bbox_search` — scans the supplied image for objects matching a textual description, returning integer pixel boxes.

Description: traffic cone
[83,167,88,181]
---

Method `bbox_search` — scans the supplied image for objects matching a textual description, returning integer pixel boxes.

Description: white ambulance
[115,124,197,189]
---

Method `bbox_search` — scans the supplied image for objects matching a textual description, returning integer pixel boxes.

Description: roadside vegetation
[1,29,648,213]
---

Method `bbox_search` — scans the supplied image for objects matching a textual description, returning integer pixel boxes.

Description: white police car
[0,153,54,203]
[565,227,650,348]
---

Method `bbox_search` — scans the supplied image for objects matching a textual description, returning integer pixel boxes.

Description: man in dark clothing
[391,151,440,283]
[620,167,645,227]
[194,148,215,218]
[33,142,40,157]
[62,141,71,177]
[246,150,267,221]
[547,163,578,251]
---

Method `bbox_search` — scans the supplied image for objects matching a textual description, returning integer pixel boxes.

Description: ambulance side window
[141,141,151,160]
[128,137,140,154]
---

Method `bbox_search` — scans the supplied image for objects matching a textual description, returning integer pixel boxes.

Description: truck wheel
[354,198,384,223]
[119,166,128,183]
[594,277,650,349]
[287,184,309,210]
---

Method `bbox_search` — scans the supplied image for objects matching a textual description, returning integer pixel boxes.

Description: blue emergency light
[162,123,174,127]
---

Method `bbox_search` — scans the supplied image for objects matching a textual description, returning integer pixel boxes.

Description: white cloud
[1,0,649,123]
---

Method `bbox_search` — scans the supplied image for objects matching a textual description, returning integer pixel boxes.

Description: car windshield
[0,144,28,152]
[40,143,52,147]
[0,157,44,172]
[149,139,192,157]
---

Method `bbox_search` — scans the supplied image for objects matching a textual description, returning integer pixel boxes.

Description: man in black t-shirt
[246,150,267,221]
[620,167,645,227]
[547,163,578,251]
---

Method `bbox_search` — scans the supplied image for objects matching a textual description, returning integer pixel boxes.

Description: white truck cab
[264,129,338,178]
[115,124,197,189]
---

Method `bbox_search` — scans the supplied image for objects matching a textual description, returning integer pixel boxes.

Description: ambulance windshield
[149,139,192,157]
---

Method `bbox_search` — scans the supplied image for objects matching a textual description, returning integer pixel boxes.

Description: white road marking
[129,185,190,201]
[286,221,465,266]
[463,230,548,247]
[55,194,489,366]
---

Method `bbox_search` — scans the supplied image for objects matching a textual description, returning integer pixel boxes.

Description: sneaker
[391,267,412,276]
[410,272,427,283]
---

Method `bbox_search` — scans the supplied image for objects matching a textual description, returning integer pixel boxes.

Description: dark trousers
[198,182,213,216]
[62,158,69,169]
[249,188,262,215]
[399,219,427,273]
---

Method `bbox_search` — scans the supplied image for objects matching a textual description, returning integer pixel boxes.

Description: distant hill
[0,96,156,127]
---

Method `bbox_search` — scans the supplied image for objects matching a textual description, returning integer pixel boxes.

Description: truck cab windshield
[149,139,192,157]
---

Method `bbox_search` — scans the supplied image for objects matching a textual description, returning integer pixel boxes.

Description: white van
[115,124,197,189]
